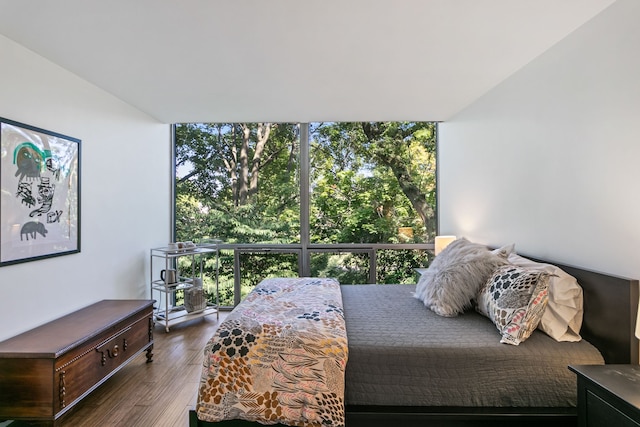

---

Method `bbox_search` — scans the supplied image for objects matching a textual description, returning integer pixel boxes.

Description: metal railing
[222,242,434,307]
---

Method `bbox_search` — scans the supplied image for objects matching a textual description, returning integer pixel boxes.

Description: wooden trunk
[0,299,154,426]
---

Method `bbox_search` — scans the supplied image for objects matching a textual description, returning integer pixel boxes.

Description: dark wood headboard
[533,258,639,364]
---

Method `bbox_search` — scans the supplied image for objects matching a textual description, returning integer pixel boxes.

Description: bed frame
[189,258,639,427]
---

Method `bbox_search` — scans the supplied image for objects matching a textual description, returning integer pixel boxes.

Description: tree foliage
[310,122,436,243]
[176,123,300,244]
[175,122,437,305]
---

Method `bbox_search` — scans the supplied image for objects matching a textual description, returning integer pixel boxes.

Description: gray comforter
[342,284,604,408]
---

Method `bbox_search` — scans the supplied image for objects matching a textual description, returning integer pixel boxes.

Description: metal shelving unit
[150,245,219,332]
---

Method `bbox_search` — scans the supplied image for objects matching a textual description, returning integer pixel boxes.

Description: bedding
[343,284,604,408]
[414,237,584,342]
[195,277,348,427]
[191,256,637,427]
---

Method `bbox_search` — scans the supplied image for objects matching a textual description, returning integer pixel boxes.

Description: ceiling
[0,0,617,124]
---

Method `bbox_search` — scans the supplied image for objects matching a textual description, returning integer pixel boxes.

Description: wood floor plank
[153,381,203,427]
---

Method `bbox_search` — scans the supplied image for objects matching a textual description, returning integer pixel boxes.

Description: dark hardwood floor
[10,312,228,427]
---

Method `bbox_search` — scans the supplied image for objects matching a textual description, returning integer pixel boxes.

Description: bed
[189,250,639,427]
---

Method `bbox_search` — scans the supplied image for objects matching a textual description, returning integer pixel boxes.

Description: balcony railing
[209,243,435,307]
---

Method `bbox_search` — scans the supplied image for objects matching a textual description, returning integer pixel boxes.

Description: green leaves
[309,122,436,243]
[175,121,437,296]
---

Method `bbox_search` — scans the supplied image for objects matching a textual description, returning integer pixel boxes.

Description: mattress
[341,284,604,408]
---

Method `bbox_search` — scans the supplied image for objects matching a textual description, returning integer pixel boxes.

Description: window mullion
[300,123,310,276]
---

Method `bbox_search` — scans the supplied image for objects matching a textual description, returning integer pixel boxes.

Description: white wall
[0,35,170,341]
[439,0,640,278]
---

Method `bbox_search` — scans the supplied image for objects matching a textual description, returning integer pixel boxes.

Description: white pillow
[414,238,509,317]
[507,253,583,342]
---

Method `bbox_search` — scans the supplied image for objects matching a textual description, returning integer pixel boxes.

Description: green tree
[310,122,436,242]
[175,121,437,301]
[175,123,300,244]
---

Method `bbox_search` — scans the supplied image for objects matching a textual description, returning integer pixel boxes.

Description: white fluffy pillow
[414,238,510,317]
[507,253,583,342]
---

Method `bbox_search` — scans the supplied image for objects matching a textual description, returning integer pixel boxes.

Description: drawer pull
[109,345,119,358]
[96,327,132,366]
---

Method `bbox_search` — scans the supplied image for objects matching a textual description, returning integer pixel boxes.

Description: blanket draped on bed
[196,277,348,427]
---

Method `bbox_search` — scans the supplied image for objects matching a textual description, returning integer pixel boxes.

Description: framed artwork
[0,117,81,266]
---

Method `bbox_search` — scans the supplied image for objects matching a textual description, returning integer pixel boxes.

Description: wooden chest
[0,299,154,425]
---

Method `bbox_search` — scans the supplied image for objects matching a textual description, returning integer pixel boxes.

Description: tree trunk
[378,153,434,230]
[226,125,240,207]
[238,125,251,205]
[360,122,434,233]
[248,123,271,199]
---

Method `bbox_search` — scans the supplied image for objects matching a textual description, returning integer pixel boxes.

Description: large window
[175,122,437,306]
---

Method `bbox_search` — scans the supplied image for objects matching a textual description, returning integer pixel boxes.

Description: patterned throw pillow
[476,265,551,345]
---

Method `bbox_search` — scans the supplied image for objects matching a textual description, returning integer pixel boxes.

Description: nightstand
[569,365,640,427]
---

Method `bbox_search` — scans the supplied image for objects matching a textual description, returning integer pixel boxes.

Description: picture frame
[0,117,81,266]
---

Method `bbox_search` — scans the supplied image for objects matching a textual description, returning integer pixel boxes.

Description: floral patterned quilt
[196,277,348,427]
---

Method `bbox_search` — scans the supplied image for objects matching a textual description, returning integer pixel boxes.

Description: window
[309,122,436,244]
[175,123,300,244]
[175,122,437,306]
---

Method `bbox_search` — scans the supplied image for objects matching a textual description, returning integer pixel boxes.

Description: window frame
[171,122,438,307]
